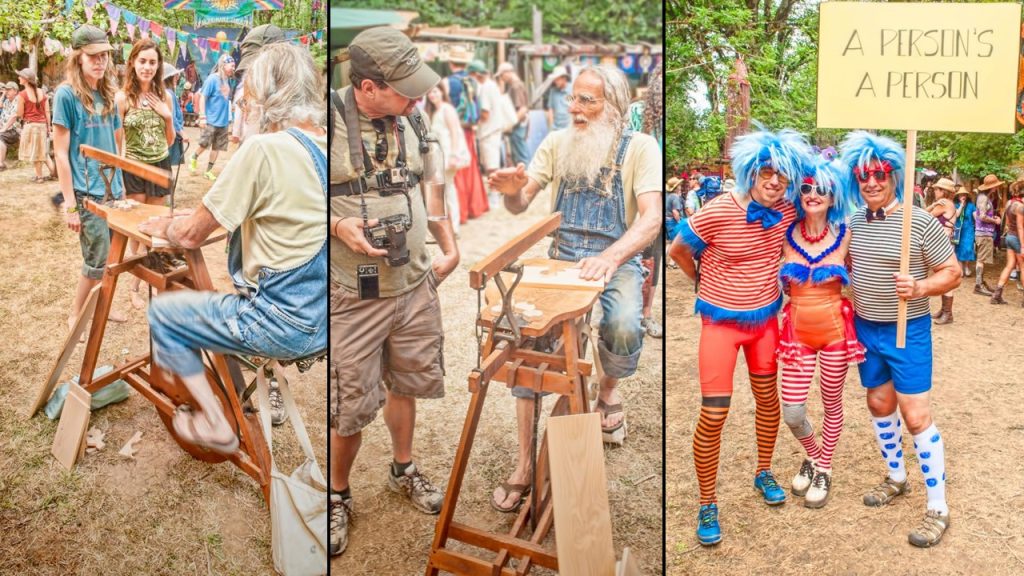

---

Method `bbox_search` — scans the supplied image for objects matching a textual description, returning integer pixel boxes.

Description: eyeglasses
[800,183,831,197]
[565,94,604,108]
[757,166,790,187]
[371,119,388,163]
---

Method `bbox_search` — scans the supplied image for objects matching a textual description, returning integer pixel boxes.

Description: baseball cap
[71,25,113,55]
[349,26,439,99]
[467,60,488,75]
[496,62,515,76]
[237,24,285,74]
[3,82,17,91]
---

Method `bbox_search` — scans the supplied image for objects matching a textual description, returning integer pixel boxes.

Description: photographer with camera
[328,27,459,557]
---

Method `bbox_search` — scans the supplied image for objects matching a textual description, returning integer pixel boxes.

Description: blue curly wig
[729,129,812,198]
[789,157,855,226]
[839,130,906,206]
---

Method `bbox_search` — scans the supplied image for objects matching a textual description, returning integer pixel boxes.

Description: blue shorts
[854,314,932,395]
[1006,234,1021,253]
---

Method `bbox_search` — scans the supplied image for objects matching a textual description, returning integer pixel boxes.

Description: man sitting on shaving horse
[137,44,327,454]
[487,64,662,511]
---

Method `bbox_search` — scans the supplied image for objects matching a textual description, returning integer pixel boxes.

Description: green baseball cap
[467,60,488,74]
[71,25,113,55]
[349,26,439,99]
[237,24,285,74]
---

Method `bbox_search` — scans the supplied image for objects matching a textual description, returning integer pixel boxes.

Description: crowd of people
[670,129,959,550]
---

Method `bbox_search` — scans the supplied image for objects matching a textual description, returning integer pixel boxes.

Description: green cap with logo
[71,25,113,55]
[349,27,439,99]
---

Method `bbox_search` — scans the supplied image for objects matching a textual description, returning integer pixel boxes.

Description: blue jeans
[510,122,529,166]
[148,288,325,377]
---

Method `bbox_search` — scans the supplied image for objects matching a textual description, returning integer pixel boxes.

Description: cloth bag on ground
[257,367,327,575]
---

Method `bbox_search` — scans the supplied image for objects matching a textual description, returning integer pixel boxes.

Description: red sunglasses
[854,162,893,183]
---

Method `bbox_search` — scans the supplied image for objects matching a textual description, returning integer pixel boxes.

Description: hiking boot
[696,503,722,546]
[863,476,909,507]
[329,492,353,556]
[267,374,288,427]
[933,295,953,325]
[908,510,950,548]
[974,284,993,296]
[387,463,444,514]
[805,469,833,509]
[990,286,1007,305]
[754,470,787,505]
[791,459,816,497]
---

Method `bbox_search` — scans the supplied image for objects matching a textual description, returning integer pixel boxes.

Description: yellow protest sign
[817,2,1021,134]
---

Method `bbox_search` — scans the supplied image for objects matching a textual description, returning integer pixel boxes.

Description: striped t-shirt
[848,205,954,322]
[685,193,796,321]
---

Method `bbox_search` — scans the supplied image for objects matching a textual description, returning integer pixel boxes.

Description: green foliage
[668,0,1024,177]
[341,0,661,43]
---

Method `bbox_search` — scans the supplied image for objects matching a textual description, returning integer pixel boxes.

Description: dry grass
[0,127,326,575]
[666,257,1024,575]
[331,189,664,575]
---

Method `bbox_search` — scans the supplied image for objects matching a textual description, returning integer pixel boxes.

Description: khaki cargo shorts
[329,271,445,436]
[975,235,994,264]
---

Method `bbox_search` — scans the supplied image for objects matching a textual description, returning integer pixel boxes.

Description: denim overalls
[514,131,644,397]
[149,128,328,378]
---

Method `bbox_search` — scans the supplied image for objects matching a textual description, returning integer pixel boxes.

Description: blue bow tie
[746,200,783,229]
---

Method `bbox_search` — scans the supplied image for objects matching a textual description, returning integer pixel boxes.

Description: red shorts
[698,319,779,397]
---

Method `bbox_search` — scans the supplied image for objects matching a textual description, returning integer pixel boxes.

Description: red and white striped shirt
[688,193,796,315]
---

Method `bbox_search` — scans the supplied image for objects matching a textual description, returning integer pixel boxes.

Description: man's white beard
[559,110,620,184]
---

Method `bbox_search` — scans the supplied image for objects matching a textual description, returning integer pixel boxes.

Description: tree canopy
[668,0,1024,180]
[340,0,662,44]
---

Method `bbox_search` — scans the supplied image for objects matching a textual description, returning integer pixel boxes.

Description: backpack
[455,74,479,127]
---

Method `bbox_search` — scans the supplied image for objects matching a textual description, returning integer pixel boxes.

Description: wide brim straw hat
[932,177,957,194]
[977,173,1004,191]
[667,177,682,191]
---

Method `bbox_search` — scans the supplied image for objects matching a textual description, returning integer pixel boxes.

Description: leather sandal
[595,398,627,446]
[491,482,531,513]
[172,405,239,456]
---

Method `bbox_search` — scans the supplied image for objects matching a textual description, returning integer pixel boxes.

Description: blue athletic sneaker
[754,470,787,505]
[696,503,721,546]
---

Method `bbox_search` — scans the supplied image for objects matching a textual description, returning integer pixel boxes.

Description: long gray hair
[577,64,631,120]
[244,43,325,132]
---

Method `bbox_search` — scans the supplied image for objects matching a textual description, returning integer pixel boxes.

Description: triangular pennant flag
[167,29,176,55]
[150,22,163,38]
[196,37,207,62]
[126,23,135,41]
[209,39,220,51]
[139,19,150,40]
[105,2,121,36]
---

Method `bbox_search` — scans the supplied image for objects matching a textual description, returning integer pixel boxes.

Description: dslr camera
[364,214,412,267]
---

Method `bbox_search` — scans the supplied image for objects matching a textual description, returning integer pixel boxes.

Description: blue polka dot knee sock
[872,412,906,483]
[913,423,948,515]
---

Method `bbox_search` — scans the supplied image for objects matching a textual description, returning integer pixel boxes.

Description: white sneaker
[805,469,832,508]
[329,492,353,556]
[791,458,815,496]
[387,463,444,514]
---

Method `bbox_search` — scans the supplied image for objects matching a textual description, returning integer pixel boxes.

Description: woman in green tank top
[115,38,175,309]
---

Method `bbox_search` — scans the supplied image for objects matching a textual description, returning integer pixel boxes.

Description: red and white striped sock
[780,349,821,462]
[815,345,848,470]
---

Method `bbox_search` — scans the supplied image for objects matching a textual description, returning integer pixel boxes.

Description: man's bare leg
[493,396,534,509]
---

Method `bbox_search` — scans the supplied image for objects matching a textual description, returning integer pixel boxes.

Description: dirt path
[331,189,664,575]
[0,127,326,574]
[666,257,1024,574]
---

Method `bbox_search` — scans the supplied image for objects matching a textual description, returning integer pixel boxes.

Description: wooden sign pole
[896,129,917,349]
